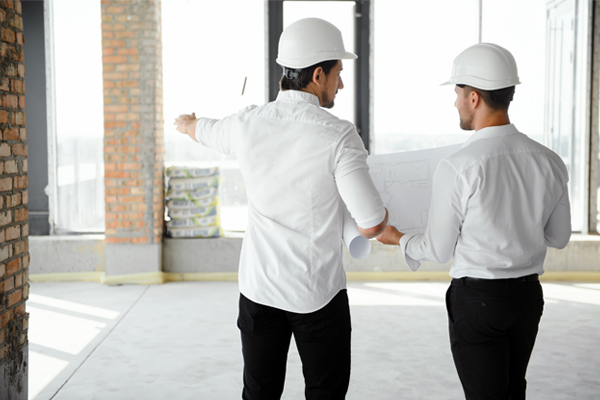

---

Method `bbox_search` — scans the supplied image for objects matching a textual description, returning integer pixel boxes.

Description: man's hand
[376,225,404,246]
[174,112,199,142]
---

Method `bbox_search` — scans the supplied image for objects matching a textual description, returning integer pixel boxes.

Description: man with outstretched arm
[377,43,571,400]
[175,18,387,400]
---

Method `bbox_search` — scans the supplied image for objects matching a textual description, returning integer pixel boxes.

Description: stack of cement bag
[165,166,222,238]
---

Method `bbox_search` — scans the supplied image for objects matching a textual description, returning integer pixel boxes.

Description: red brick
[6,193,21,208]
[105,105,129,113]
[21,254,28,269]
[3,127,18,141]
[103,56,127,64]
[11,143,25,156]
[0,110,8,124]
[21,223,27,237]
[114,80,138,88]
[0,178,12,192]
[14,272,22,287]
[11,79,24,93]
[12,111,24,125]
[104,121,126,129]
[3,95,18,108]
[2,28,15,43]
[3,160,16,174]
[103,40,126,48]
[14,208,26,222]
[115,31,136,39]
[5,226,19,241]
[8,289,22,307]
[132,236,148,244]
[116,48,139,56]
[6,257,20,275]
[0,212,10,227]
[106,6,125,14]
[0,264,5,278]
[4,276,14,291]
[13,175,27,189]
[18,95,24,109]
[105,237,131,244]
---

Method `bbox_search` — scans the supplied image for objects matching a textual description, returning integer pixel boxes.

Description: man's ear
[470,90,481,109]
[312,66,324,87]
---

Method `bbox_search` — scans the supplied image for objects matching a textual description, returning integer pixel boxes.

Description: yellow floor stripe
[28,271,600,284]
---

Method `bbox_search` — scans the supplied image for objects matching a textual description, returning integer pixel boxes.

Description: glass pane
[481,0,547,145]
[53,0,105,232]
[372,0,478,154]
[545,0,582,231]
[283,1,356,123]
[162,0,265,232]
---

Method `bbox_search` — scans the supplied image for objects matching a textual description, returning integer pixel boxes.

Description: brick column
[101,0,164,277]
[0,1,28,398]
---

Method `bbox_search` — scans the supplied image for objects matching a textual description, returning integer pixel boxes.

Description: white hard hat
[276,18,357,69]
[441,43,521,90]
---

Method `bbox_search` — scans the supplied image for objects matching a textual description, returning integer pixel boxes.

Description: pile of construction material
[165,166,222,238]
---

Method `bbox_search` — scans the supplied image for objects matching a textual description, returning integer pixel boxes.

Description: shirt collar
[462,123,519,148]
[276,90,321,107]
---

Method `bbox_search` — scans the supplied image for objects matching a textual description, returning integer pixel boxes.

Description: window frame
[267,0,372,151]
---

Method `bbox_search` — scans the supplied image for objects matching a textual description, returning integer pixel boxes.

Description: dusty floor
[27,281,600,400]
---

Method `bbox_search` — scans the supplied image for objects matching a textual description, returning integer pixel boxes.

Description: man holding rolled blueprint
[174,18,387,400]
[376,43,571,400]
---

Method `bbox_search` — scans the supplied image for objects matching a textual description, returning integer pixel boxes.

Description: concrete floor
[27,281,600,400]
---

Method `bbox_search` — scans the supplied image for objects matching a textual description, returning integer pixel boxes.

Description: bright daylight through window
[162,0,265,232]
[49,0,587,234]
[52,0,105,233]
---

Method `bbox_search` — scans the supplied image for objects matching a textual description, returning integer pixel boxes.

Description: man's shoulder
[253,99,356,133]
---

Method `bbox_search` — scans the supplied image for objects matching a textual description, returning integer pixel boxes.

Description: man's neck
[474,112,510,131]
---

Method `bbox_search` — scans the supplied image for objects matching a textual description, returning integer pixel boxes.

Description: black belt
[452,274,539,286]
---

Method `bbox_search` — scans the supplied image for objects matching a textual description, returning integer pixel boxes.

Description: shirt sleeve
[402,159,468,270]
[194,106,257,155]
[334,128,386,229]
[544,183,571,249]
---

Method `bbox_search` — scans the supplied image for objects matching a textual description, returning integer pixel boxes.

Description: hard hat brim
[277,51,357,70]
[440,78,521,90]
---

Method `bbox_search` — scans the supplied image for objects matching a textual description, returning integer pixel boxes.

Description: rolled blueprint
[342,204,371,259]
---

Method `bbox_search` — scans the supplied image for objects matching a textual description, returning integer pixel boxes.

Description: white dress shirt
[195,90,385,312]
[400,124,571,279]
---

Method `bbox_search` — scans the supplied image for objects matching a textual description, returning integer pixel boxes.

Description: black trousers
[237,290,351,400]
[446,275,544,400]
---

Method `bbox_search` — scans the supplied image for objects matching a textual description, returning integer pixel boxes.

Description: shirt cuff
[399,234,421,272]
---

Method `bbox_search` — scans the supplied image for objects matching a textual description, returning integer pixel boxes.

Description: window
[372,0,478,154]
[52,0,105,233]
[162,0,266,232]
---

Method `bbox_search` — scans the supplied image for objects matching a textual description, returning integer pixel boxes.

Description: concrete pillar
[101,0,165,277]
[0,1,29,398]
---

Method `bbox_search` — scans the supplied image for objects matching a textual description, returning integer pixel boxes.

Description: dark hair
[459,84,515,111]
[279,60,338,91]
